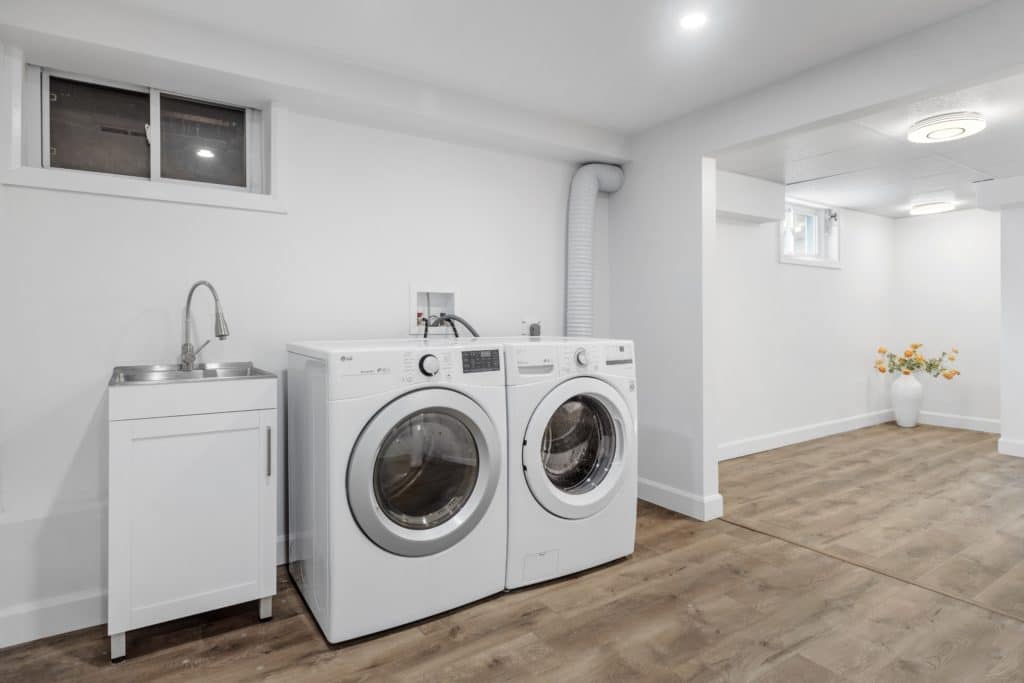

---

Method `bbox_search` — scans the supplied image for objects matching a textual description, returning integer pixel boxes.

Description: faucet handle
[180,339,211,371]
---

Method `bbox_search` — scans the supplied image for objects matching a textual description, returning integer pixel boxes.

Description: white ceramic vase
[892,372,924,428]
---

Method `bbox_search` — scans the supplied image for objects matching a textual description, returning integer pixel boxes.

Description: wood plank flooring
[721,423,1024,622]
[4,423,1024,681]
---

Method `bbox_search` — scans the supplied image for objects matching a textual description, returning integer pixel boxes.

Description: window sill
[0,166,287,214]
[779,256,842,270]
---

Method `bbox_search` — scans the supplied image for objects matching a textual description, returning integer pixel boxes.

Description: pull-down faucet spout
[181,280,230,371]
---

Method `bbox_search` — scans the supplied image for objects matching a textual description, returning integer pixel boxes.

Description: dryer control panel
[507,340,635,386]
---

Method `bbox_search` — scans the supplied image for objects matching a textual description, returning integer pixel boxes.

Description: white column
[1000,207,1024,457]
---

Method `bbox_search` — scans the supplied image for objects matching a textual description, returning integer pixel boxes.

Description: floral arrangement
[874,344,961,380]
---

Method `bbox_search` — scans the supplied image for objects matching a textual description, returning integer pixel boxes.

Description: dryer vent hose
[566,163,624,337]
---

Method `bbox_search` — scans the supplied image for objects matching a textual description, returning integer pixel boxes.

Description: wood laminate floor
[721,423,1024,623]
[4,424,1024,681]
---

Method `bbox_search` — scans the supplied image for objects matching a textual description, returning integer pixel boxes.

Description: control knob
[575,348,588,367]
[419,354,441,376]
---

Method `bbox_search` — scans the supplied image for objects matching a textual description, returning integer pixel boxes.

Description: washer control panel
[462,349,501,374]
[402,351,456,383]
[319,342,506,399]
[419,354,441,376]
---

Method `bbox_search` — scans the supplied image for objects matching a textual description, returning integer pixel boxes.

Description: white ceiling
[101,0,994,134]
[716,70,1024,218]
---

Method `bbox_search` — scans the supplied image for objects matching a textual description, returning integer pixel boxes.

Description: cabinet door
[109,409,277,633]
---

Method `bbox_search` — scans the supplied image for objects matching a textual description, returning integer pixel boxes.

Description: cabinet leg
[259,596,273,621]
[110,633,126,662]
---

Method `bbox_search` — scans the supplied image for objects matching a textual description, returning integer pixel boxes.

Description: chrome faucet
[181,280,230,371]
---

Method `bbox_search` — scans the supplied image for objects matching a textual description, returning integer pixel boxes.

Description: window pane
[161,95,246,187]
[789,209,819,257]
[49,77,150,177]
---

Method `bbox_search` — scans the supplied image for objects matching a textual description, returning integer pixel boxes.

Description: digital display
[462,349,501,373]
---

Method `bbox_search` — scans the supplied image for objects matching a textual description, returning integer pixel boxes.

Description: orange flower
[948,355,957,362]
[877,346,888,354]
[878,366,887,374]
[902,369,911,375]
[942,371,955,380]
[952,346,959,353]
[911,343,923,349]
[903,350,913,358]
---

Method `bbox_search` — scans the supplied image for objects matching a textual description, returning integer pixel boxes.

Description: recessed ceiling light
[907,112,986,144]
[196,148,215,159]
[909,201,956,216]
[679,12,708,30]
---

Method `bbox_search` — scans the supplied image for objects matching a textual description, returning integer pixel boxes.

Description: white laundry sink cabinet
[106,364,278,661]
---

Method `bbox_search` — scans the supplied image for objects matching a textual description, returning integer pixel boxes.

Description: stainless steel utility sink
[109,361,274,385]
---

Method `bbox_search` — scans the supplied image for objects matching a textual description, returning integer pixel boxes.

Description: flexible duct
[565,163,624,336]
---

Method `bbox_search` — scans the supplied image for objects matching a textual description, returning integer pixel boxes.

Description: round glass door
[522,378,632,520]
[348,388,502,557]
[374,410,480,530]
[541,396,616,494]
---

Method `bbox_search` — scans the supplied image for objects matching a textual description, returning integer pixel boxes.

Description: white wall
[610,0,1024,522]
[892,209,1001,430]
[0,111,578,646]
[715,210,895,459]
[713,204,1002,457]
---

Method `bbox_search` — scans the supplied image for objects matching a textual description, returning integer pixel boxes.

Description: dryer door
[522,377,632,520]
[348,388,502,557]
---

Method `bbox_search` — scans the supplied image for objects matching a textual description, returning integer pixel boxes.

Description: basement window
[29,67,264,193]
[779,201,841,268]
[48,77,151,178]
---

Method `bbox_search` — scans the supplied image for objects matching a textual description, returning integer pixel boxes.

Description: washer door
[348,388,502,557]
[522,377,631,520]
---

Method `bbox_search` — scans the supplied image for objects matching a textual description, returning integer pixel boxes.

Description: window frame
[778,199,841,269]
[38,67,263,194]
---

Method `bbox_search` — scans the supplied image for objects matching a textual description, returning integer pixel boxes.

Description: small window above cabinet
[779,201,841,269]
[48,76,151,177]
[160,94,250,188]
[7,62,282,211]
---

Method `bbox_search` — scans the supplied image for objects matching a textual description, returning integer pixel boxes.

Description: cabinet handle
[266,426,272,477]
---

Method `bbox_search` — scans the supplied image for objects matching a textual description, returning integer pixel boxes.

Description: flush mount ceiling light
[909,201,956,216]
[907,112,986,144]
[679,12,708,30]
[196,148,215,159]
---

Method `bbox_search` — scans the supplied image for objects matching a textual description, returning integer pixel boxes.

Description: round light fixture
[907,112,986,144]
[909,201,956,216]
[679,12,708,30]
[196,148,215,159]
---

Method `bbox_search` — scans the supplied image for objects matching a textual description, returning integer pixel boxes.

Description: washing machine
[498,337,638,589]
[286,338,507,643]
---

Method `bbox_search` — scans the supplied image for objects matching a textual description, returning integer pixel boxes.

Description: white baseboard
[0,538,290,650]
[998,438,1024,458]
[918,411,1000,433]
[718,410,894,462]
[0,588,105,649]
[638,478,723,521]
